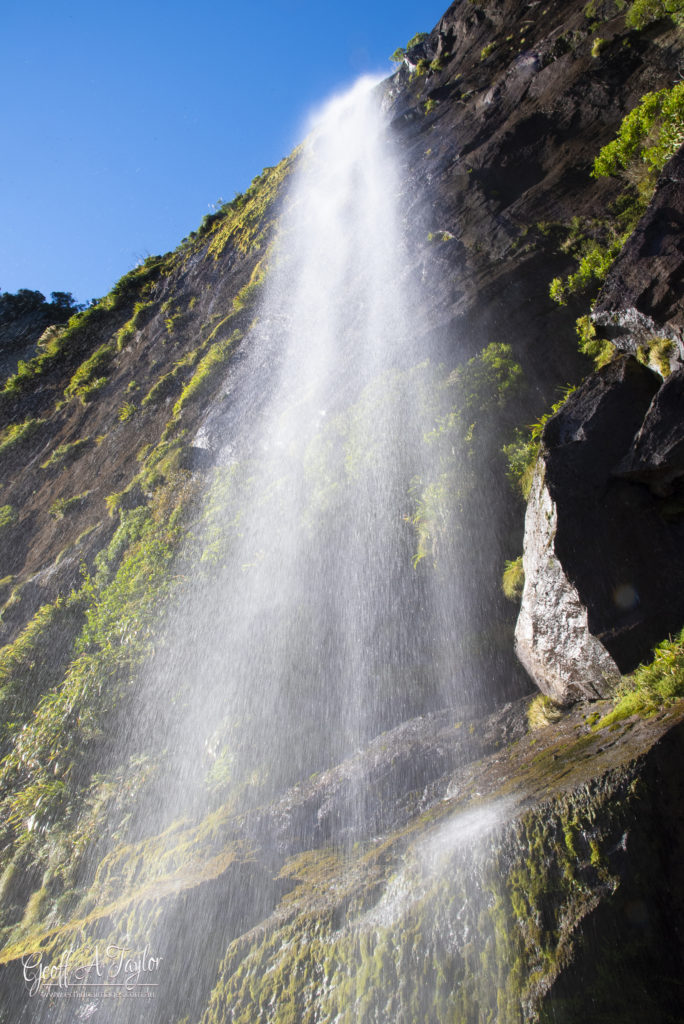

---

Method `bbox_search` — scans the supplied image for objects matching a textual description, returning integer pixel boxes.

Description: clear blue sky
[1,0,448,305]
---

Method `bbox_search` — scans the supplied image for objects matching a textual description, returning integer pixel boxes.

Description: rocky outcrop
[515,463,621,703]
[616,366,684,495]
[3,696,684,1024]
[517,356,684,701]
[593,147,684,359]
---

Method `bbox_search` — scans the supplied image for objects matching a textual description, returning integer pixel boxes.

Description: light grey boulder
[515,462,621,704]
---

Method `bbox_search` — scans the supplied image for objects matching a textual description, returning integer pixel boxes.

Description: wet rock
[616,368,684,496]
[516,356,684,698]
[247,702,529,854]
[593,148,684,359]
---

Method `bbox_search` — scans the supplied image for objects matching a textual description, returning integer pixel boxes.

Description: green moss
[0,505,17,531]
[232,260,266,312]
[502,556,524,601]
[598,627,684,727]
[0,592,87,748]
[480,42,496,59]
[0,474,195,857]
[527,694,564,730]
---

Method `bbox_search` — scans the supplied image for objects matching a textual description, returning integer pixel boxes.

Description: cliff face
[0,0,682,1020]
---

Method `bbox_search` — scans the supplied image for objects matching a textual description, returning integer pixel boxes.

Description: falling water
[17,75,513,1023]
[142,74,465,809]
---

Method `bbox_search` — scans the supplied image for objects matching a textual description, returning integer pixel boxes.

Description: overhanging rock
[515,355,684,702]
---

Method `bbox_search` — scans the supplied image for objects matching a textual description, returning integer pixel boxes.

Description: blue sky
[1,0,447,305]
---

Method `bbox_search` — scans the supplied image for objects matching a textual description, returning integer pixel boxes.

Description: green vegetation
[575,314,615,367]
[64,341,116,404]
[502,556,524,601]
[116,300,154,351]
[48,492,91,519]
[480,42,496,59]
[503,385,577,499]
[118,401,136,423]
[548,82,684,366]
[232,260,265,313]
[591,36,607,55]
[527,693,564,730]
[592,82,684,181]
[206,154,297,261]
[0,506,17,531]
[391,31,429,63]
[424,99,437,114]
[407,31,429,48]
[172,329,242,418]
[0,595,87,749]
[0,418,46,457]
[0,474,193,857]
[41,438,92,470]
[411,344,524,568]
[599,627,684,726]
[625,0,684,28]
[1,257,168,403]
[636,336,674,375]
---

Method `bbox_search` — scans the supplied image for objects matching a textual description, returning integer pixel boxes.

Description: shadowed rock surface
[518,355,684,699]
[593,147,684,356]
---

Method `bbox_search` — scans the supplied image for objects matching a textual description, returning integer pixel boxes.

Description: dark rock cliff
[0,0,682,1021]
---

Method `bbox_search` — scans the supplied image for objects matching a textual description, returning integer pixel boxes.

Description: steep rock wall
[0,0,681,1019]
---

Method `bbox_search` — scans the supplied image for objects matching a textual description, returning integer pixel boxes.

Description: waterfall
[141,74,461,812]
[17,75,503,1024]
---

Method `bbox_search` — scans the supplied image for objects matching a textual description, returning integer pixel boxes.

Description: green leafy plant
[49,492,91,519]
[592,82,684,180]
[549,83,683,325]
[41,438,92,470]
[503,385,577,499]
[502,556,525,601]
[0,418,46,457]
[625,0,684,29]
[575,315,614,368]
[64,341,116,404]
[118,401,136,423]
[599,626,684,727]
[407,31,428,48]
[172,329,242,418]
[116,300,154,351]
[636,336,674,376]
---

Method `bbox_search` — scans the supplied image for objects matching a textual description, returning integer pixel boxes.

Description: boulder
[516,355,684,701]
